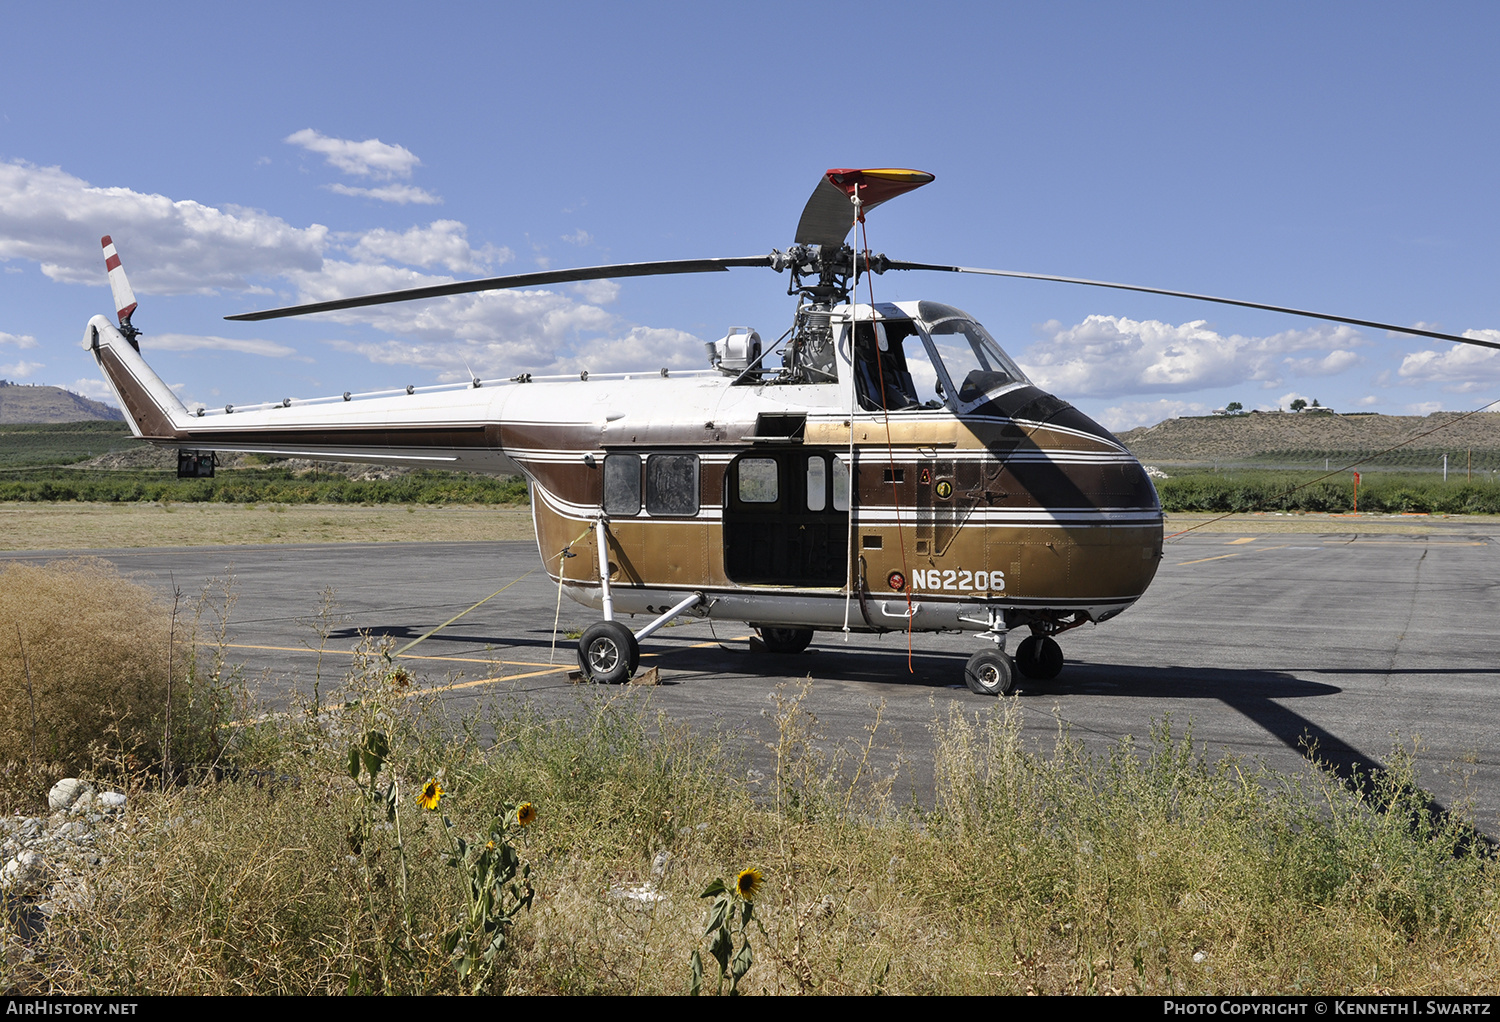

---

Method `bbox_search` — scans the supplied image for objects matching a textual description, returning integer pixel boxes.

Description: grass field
[0,421,139,468]
[1156,469,1500,514]
[0,502,538,550]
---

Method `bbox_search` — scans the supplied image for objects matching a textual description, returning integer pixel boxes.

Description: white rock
[99,792,127,810]
[48,779,92,812]
[1,850,48,894]
[608,883,664,909]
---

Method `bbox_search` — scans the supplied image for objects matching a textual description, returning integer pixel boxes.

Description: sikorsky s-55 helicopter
[84,169,1499,695]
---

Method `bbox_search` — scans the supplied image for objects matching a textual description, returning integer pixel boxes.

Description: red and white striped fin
[100,235,138,326]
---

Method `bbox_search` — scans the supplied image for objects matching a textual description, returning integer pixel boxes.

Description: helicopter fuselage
[84,298,1164,643]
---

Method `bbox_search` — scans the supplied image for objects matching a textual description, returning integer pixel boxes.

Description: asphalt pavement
[7,521,1499,831]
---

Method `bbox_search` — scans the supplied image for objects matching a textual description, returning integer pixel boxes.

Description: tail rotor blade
[101,236,137,327]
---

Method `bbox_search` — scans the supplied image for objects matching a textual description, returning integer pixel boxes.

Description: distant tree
[1311,398,1321,408]
[1290,398,1308,412]
[1225,401,1243,414]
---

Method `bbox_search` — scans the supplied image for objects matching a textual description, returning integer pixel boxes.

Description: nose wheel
[754,625,814,654]
[1014,634,1064,680]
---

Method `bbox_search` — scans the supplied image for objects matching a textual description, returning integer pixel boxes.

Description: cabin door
[723,449,849,586]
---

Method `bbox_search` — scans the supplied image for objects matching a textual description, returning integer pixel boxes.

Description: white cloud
[284,129,421,180]
[1017,315,1365,399]
[317,288,697,379]
[146,333,301,358]
[0,160,327,293]
[69,377,118,405]
[1,360,44,377]
[0,157,698,388]
[1282,349,1362,375]
[1356,395,1379,406]
[1096,398,1210,432]
[561,229,592,246]
[572,326,705,373]
[569,279,619,305]
[345,220,510,272]
[327,183,442,206]
[1396,332,1500,392]
[1407,400,1444,415]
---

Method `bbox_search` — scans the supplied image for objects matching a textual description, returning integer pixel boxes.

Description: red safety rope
[855,188,916,672]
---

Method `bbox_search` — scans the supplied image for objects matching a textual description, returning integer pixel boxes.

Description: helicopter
[83,169,1499,695]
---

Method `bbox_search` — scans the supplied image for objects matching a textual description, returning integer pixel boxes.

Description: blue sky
[3,2,1500,430]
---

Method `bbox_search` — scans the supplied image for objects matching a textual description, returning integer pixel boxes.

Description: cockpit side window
[852,320,949,412]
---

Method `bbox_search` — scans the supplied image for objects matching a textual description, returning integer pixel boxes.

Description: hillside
[0,381,123,423]
[1115,410,1500,469]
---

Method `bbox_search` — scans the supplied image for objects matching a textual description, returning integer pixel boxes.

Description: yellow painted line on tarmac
[401,635,752,696]
[1227,537,1257,545]
[1348,539,1489,546]
[215,642,554,668]
[406,665,573,695]
[1176,552,1242,566]
[221,632,757,706]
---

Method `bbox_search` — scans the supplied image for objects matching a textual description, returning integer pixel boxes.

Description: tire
[755,626,815,654]
[1014,635,1064,680]
[964,649,1016,696]
[577,620,639,684]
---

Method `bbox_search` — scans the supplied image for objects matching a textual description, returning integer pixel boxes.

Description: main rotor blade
[225,255,775,322]
[887,261,1500,351]
[795,168,935,248]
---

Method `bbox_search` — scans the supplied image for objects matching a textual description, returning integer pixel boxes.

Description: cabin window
[603,454,641,516]
[739,457,779,503]
[805,458,826,511]
[832,457,850,511]
[646,453,700,516]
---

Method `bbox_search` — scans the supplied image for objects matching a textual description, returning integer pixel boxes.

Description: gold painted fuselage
[85,299,1163,638]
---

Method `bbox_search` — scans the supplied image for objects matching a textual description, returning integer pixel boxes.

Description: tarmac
[6,518,1499,831]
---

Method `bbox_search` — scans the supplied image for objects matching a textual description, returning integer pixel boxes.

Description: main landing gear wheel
[755,626,814,654]
[577,620,640,684]
[1014,635,1064,680]
[964,649,1017,696]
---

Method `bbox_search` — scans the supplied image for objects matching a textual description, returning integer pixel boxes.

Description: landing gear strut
[961,607,1016,696]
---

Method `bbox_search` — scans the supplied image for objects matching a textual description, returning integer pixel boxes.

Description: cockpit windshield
[920,305,1030,406]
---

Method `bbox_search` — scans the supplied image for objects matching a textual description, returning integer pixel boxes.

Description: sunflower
[516,802,537,827]
[735,867,762,902]
[417,778,443,810]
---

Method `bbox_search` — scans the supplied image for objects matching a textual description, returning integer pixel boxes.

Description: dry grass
[13,677,1500,996]
[0,560,204,777]
[0,502,536,551]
